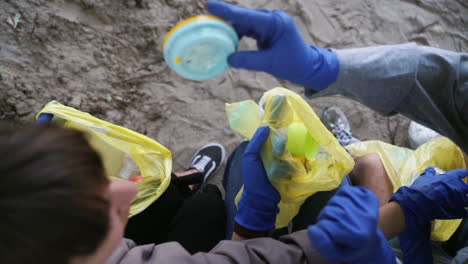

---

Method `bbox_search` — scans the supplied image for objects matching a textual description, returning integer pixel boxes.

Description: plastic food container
[286,122,320,160]
[163,15,239,81]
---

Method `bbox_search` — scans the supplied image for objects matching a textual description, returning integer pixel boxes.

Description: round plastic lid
[163,16,239,81]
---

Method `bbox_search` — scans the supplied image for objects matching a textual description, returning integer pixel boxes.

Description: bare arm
[379,202,406,239]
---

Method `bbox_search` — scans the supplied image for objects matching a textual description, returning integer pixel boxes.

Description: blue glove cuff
[309,226,396,264]
[390,187,428,229]
[347,230,396,264]
[302,47,340,91]
[398,222,432,264]
[369,229,398,264]
[391,188,433,264]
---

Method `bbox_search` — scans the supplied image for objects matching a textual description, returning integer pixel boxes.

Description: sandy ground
[1,0,467,187]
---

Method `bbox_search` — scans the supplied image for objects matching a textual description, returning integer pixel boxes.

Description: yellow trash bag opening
[346,138,467,241]
[37,101,172,217]
[226,88,354,228]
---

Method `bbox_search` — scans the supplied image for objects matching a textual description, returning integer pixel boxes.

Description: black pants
[124,175,226,254]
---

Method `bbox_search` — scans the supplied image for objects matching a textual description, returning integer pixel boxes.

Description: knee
[354,153,383,171]
[351,153,385,182]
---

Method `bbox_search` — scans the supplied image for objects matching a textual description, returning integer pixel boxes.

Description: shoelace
[193,155,211,173]
[334,127,354,142]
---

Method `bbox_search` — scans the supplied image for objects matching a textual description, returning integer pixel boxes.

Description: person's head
[0,125,137,264]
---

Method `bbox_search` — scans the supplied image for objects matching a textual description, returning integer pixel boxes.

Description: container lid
[163,15,239,81]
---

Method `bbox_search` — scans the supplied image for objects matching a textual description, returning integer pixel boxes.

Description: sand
[1,0,467,182]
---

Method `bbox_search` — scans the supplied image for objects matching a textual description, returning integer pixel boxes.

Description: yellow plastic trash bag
[226,88,354,228]
[346,138,467,241]
[37,101,172,217]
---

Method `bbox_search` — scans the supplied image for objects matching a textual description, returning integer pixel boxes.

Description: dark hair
[0,125,110,264]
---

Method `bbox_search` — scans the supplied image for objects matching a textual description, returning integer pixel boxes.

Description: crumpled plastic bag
[346,138,467,241]
[226,88,354,228]
[37,101,172,217]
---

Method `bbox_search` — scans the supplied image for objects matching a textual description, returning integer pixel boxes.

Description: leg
[164,143,227,252]
[125,143,226,245]
[350,153,393,206]
[173,169,204,191]
[167,184,226,253]
[320,106,393,204]
[223,141,249,238]
[124,177,186,245]
[183,143,226,191]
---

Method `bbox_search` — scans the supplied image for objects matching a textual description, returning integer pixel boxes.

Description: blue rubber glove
[235,126,281,231]
[206,1,339,91]
[390,167,468,264]
[308,186,396,264]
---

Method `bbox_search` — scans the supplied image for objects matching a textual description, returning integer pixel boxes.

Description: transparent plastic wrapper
[226,88,354,228]
[346,138,467,241]
[37,101,172,217]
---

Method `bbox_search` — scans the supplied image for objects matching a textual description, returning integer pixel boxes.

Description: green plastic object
[287,123,320,160]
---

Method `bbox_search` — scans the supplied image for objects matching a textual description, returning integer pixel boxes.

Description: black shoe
[189,143,226,183]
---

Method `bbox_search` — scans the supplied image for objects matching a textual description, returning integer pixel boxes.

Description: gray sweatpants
[307,43,468,153]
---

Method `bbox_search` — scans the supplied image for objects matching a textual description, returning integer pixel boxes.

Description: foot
[189,143,226,183]
[408,121,441,149]
[321,106,360,146]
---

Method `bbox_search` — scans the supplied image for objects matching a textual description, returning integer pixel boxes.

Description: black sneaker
[189,143,226,183]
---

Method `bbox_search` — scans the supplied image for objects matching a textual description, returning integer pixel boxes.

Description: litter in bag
[346,138,467,241]
[37,101,172,217]
[226,88,354,228]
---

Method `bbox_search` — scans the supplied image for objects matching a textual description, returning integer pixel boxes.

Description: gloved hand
[390,167,468,264]
[391,167,468,224]
[308,186,396,264]
[207,1,339,91]
[235,126,281,231]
